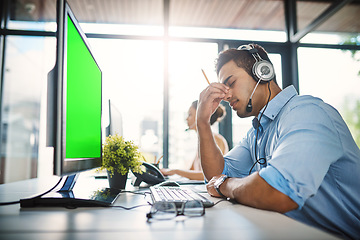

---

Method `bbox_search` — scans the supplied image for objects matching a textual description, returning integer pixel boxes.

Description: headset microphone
[246,78,262,113]
[246,99,252,113]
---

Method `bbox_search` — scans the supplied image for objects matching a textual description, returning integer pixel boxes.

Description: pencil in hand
[155,155,163,165]
[201,69,211,85]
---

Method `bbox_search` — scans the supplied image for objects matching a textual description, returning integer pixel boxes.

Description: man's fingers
[201,85,227,102]
[209,82,229,93]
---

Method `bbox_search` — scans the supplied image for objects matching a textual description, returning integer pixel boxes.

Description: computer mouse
[156,181,180,187]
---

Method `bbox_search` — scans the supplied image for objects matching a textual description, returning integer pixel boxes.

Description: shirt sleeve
[223,136,254,178]
[259,165,303,209]
[260,102,343,208]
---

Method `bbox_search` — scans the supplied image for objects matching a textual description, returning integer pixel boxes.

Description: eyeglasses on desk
[146,200,205,220]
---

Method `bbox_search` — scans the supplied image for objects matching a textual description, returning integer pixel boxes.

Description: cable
[110,203,151,210]
[33,176,64,199]
[111,191,152,210]
[249,82,272,175]
[121,190,149,196]
[0,177,64,206]
[0,200,20,206]
[213,199,230,206]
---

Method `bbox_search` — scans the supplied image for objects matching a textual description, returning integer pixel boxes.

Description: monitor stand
[20,173,121,208]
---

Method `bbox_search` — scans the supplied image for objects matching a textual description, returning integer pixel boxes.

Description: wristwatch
[214,175,229,199]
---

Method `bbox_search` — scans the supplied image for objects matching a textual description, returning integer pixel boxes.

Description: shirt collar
[255,85,298,124]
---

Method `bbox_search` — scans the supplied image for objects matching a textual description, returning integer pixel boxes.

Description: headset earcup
[253,60,275,82]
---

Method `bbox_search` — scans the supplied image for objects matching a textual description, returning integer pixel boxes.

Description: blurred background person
[160,100,228,180]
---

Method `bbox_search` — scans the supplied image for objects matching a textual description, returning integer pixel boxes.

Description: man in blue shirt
[197,44,360,239]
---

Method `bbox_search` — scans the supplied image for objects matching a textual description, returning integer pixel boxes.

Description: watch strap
[215,175,228,199]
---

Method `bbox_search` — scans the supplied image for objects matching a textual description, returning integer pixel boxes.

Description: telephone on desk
[132,161,165,186]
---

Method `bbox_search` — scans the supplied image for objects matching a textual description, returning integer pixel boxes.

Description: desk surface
[0,173,340,240]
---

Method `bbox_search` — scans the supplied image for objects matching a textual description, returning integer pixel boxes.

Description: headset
[237,44,275,113]
[237,44,274,174]
[237,44,275,82]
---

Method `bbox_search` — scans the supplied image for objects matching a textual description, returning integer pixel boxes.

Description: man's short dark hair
[215,44,277,83]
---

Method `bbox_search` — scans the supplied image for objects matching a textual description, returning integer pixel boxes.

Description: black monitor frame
[47,0,102,176]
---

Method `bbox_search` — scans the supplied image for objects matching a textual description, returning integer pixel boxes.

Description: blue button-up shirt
[222,85,360,239]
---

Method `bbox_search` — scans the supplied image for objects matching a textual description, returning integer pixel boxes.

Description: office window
[7,0,56,31]
[297,1,359,45]
[232,53,282,146]
[168,42,218,169]
[88,38,164,162]
[0,36,55,183]
[296,1,331,34]
[298,47,360,146]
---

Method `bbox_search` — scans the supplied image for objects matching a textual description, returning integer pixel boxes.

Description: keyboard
[149,186,214,208]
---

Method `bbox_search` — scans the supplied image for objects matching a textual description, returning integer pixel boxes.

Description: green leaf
[100,134,143,176]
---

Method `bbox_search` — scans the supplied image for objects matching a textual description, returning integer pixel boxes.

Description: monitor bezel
[54,0,102,176]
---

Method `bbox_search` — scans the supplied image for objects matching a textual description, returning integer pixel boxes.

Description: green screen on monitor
[65,15,101,159]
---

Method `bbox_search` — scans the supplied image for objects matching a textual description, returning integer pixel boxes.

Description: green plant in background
[101,134,143,176]
[341,35,360,147]
[341,34,360,76]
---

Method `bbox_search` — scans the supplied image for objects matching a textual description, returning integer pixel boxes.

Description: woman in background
[160,100,229,180]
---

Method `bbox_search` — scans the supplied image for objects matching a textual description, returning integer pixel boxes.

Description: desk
[0,174,340,240]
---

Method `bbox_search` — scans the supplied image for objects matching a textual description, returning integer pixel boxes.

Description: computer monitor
[48,0,102,176]
[20,0,120,208]
[105,99,124,137]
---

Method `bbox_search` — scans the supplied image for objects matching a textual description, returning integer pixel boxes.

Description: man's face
[219,60,256,118]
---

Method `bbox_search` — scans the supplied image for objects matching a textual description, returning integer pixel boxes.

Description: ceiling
[10,0,360,34]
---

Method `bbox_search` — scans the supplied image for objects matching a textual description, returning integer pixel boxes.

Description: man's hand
[197,83,229,127]
[206,174,226,198]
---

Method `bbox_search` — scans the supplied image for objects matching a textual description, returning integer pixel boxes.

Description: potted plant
[100,134,143,189]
